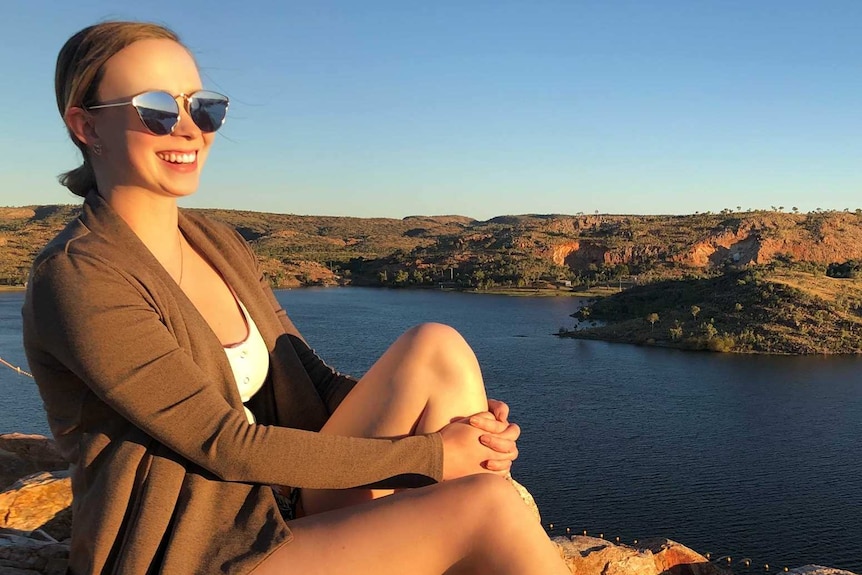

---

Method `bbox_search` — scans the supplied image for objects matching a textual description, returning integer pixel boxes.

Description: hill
[2,204,862,353]
[560,267,862,355]
[3,205,862,291]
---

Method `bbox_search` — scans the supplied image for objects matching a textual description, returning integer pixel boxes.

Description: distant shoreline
[284,284,619,298]
[0,283,613,298]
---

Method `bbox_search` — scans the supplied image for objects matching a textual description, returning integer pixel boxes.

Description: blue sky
[1,0,859,219]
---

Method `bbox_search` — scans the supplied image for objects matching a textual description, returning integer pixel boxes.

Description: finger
[488,398,510,423]
[469,415,508,434]
[498,422,521,441]
[479,435,519,458]
[483,458,513,473]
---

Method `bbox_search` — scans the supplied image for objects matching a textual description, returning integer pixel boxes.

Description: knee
[454,474,529,524]
[404,322,466,348]
[403,323,473,365]
[403,322,480,381]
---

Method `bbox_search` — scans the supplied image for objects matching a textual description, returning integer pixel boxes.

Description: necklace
[177,230,185,287]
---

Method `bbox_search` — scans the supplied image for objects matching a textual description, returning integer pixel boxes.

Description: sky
[0,0,860,220]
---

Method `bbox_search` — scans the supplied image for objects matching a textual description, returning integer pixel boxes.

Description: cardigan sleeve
[25,250,443,490]
[232,228,358,413]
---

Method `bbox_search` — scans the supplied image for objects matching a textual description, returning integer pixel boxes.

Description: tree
[646,313,659,332]
[702,322,718,339]
[394,270,410,285]
[690,305,701,320]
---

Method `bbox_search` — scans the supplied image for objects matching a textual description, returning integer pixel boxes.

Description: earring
[92,144,102,156]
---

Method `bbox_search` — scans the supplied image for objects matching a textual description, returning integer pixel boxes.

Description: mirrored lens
[189,91,229,133]
[132,91,180,135]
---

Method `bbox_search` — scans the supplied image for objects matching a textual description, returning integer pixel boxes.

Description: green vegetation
[560,267,862,354]
[3,204,862,353]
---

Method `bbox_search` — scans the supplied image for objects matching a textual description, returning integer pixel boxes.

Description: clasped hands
[440,398,521,480]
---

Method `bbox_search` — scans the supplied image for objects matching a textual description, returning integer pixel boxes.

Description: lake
[2,287,861,571]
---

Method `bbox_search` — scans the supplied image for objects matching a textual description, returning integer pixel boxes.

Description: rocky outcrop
[550,241,664,271]
[0,530,69,575]
[0,435,72,575]
[553,535,728,575]
[0,434,68,493]
[674,215,862,269]
[0,472,72,539]
[0,434,858,575]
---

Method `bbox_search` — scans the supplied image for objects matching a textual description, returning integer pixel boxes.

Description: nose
[171,94,200,138]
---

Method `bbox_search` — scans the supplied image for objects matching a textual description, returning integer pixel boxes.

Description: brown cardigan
[22,191,443,575]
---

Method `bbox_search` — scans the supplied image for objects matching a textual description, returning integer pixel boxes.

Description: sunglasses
[86,90,229,136]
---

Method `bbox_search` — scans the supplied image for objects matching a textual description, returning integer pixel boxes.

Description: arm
[25,251,441,490]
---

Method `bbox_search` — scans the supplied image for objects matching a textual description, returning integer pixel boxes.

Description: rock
[0,530,69,575]
[552,535,730,575]
[507,476,541,524]
[0,434,68,491]
[0,430,858,575]
[787,568,858,575]
[0,434,65,466]
[0,471,72,540]
[640,537,727,575]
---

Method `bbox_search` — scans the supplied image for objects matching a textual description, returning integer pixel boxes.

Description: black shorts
[273,487,302,521]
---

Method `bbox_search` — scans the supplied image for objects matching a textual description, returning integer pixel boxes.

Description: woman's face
[90,38,215,199]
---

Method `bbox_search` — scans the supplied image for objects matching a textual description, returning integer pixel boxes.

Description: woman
[23,21,570,575]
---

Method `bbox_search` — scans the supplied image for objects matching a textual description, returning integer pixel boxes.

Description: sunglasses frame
[85,89,229,135]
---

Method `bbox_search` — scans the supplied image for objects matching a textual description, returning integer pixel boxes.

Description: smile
[156,151,197,164]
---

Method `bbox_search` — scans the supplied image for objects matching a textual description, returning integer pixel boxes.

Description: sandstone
[0,434,68,491]
[0,531,69,575]
[0,435,64,465]
[0,434,858,575]
[552,535,730,575]
[0,471,72,539]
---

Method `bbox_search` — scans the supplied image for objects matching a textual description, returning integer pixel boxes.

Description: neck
[98,186,184,282]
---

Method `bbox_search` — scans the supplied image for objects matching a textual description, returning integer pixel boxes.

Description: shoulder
[30,216,122,280]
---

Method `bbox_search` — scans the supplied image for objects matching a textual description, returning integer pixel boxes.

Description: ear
[64,107,100,148]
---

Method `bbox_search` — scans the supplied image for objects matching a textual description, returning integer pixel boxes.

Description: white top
[223,299,269,424]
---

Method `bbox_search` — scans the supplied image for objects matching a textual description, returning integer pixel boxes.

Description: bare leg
[302,322,491,514]
[251,474,569,575]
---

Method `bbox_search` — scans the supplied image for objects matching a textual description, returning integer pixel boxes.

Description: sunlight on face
[92,38,216,200]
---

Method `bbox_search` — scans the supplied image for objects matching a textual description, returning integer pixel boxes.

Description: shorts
[273,486,303,521]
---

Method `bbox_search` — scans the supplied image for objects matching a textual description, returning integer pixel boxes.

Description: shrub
[708,334,736,352]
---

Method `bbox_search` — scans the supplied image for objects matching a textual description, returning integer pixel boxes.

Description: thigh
[252,475,506,575]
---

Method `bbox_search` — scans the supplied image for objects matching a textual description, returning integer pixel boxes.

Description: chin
[157,172,203,198]
[164,183,200,198]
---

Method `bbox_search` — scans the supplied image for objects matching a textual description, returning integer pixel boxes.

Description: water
[2,288,861,571]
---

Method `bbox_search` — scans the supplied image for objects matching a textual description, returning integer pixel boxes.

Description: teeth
[158,152,196,164]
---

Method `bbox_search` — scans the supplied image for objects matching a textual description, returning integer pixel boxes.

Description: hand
[468,405,521,474]
[487,398,510,424]
[439,417,501,480]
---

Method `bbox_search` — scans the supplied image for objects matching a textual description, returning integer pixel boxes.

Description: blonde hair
[55,22,181,197]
